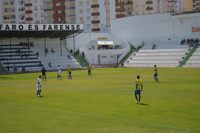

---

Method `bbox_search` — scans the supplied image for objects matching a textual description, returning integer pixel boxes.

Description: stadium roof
[0,30,82,38]
[0,24,83,38]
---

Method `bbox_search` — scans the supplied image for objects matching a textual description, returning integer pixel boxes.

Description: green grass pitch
[0,68,200,133]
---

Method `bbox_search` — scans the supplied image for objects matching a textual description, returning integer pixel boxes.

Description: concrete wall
[111,13,200,47]
[66,32,113,52]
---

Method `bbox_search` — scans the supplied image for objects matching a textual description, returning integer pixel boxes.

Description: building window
[10,1,14,5]
[87,24,90,28]
[79,1,83,6]
[80,17,84,22]
[86,1,90,6]
[87,16,90,20]
[34,13,38,18]
[79,9,83,14]
[87,8,90,14]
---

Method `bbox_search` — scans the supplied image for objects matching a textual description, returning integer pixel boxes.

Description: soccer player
[41,66,47,81]
[36,75,42,97]
[154,65,159,82]
[67,65,72,79]
[57,65,62,80]
[135,75,143,103]
[88,64,92,76]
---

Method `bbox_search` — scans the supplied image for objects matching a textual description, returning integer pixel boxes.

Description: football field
[0,68,200,133]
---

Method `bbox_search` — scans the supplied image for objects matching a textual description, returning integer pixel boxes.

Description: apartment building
[0,0,199,27]
[52,0,66,23]
[25,0,44,24]
[180,0,193,12]
[115,0,126,18]
[43,0,75,24]
[104,0,111,28]
[115,0,160,18]
[0,0,3,23]
[160,0,180,13]
[2,0,16,23]
[65,0,76,23]
[194,0,200,11]
[114,0,200,18]
[44,0,53,23]
[75,0,107,32]
[133,0,160,15]
[16,0,25,23]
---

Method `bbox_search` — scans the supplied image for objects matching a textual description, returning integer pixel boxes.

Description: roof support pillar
[44,37,47,57]
[60,37,62,56]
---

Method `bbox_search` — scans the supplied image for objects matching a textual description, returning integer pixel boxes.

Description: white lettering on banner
[0,24,83,31]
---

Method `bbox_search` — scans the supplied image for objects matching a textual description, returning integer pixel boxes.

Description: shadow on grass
[37,95,44,98]
[138,103,149,106]
[0,76,13,79]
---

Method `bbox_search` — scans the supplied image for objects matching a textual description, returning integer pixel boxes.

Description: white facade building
[0,0,3,23]
[15,0,25,23]
[24,0,44,24]
[75,0,108,32]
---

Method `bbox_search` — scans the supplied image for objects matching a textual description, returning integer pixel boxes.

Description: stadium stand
[0,43,42,72]
[0,42,81,72]
[124,48,188,67]
[185,47,200,67]
[31,42,81,70]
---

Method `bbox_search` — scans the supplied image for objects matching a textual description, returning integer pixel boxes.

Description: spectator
[82,52,85,58]
[13,64,17,73]
[152,44,157,50]
[141,41,145,47]
[67,55,71,59]
[39,61,42,66]
[7,65,10,72]
[45,48,48,54]
[22,66,25,72]
[51,48,55,53]
[36,51,39,57]
[92,45,95,49]
[48,61,52,68]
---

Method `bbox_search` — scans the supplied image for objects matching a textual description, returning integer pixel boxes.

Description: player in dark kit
[67,65,72,79]
[154,65,159,82]
[41,67,47,81]
[135,75,143,103]
[88,64,92,76]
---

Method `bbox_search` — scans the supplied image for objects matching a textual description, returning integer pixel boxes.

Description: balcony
[116,2,124,7]
[91,4,99,8]
[25,10,32,14]
[146,1,153,4]
[92,20,100,24]
[116,8,125,12]
[92,28,100,32]
[26,17,33,21]
[116,14,125,18]
[146,6,153,10]
[126,1,133,5]
[25,3,32,6]
[91,12,100,16]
